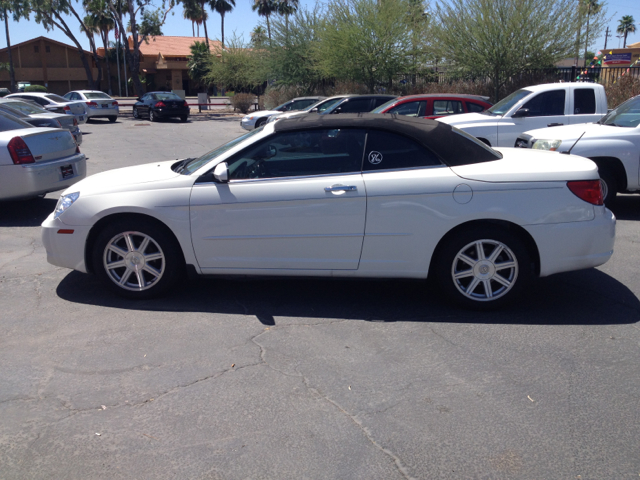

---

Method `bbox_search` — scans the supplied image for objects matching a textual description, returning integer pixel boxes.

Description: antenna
[561,132,586,155]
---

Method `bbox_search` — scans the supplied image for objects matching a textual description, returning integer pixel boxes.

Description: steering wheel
[246,160,268,179]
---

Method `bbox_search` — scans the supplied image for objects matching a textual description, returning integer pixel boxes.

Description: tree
[252,0,277,40]
[83,0,115,94]
[187,40,210,90]
[317,0,415,93]
[276,0,298,31]
[183,0,207,36]
[435,0,582,101]
[105,0,179,96]
[1,0,28,92]
[211,0,234,48]
[204,33,266,92]
[581,0,605,66]
[617,15,636,48]
[250,25,267,47]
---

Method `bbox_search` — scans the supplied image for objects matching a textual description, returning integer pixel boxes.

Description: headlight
[243,116,254,121]
[532,139,562,151]
[54,192,80,219]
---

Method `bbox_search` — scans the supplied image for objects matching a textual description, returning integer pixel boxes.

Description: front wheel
[254,118,267,128]
[433,227,533,309]
[598,167,617,207]
[133,107,139,119]
[92,219,185,299]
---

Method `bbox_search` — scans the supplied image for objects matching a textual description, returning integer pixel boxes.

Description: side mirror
[309,107,318,113]
[512,108,530,118]
[213,162,229,183]
[136,97,142,102]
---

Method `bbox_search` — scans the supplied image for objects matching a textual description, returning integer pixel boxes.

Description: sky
[1,0,638,54]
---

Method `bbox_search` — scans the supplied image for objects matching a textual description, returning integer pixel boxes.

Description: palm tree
[211,0,235,48]
[581,0,601,66]
[252,0,277,41]
[84,0,115,94]
[250,25,267,47]
[2,6,15,92]
[617,15,636,48]
[276,0,298,31]
[183,0,207,37]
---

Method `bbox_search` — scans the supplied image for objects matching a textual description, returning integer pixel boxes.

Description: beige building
[0,36,102,95]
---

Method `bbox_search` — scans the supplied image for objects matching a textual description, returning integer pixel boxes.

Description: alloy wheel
[103,231,165,291]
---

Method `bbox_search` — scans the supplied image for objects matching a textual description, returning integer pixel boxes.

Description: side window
[433,100,463,116]
[574,89,596,114]
[277,101,293,112]
[521,90,566,117]
[337,98,373,113]
[34,97,49,106]
[363,130,441,171]
[64,93,72,100]
[388,101,425,117]
[371,97,392,109]
[226,128,366,180]
[290,99,316,110]
[466,102,486,113]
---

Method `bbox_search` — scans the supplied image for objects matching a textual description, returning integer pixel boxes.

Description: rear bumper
[153,107,189,118]
[526,207,616,277]
[41,213,91,273]
[86,106,119,118]
[0,153,86,201]
[71,128,82,146]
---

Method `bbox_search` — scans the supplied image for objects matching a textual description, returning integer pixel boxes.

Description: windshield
[182,127,265,174]
[45,94,70,103]
[598,96,640,128]
[485,89,531,116]
[4,101,48,115]
[371,98,399,113]
[85,92,111,100]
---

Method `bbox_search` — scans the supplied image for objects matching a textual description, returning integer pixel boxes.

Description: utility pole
[603,26,611,50]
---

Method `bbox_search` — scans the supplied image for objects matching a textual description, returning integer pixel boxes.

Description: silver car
[6,92,87,124]
[0,98,82,145]
[64,90,119,122]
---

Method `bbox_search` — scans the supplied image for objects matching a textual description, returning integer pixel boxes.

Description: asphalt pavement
[1,116,639,479]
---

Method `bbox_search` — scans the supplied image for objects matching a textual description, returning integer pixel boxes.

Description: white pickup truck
[514,94,640,206]
[438,83,608,147]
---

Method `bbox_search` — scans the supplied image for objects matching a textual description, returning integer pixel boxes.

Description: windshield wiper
[172,157,194,174]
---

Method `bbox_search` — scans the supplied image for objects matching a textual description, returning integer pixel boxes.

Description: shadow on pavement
[57,267,640,326]
[0,198,57,227]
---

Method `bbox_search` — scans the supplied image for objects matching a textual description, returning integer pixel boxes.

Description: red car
[372,94,492,119]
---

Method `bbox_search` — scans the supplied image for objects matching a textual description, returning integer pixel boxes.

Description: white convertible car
[42,114,615,308]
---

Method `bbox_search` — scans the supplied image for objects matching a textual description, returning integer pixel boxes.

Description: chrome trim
[325,185,357,192]
[204,233,363,240]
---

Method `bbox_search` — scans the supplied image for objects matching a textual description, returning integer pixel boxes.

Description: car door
[358,129,463,275]
[140,93,153,116]
[190,128,368,271]
[498,89,567,146]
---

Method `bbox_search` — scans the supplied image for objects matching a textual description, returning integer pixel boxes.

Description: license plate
[172,105,177,108]
[101,104,109,108]
[60,165,74,179]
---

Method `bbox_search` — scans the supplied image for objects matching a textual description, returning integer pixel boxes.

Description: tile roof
[128,36,222,57]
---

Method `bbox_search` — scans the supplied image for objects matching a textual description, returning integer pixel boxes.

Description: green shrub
[230,93,256,114]
[24,85,47,92]
[604,76,640,109]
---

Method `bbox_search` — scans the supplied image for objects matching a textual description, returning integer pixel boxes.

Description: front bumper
[526,206,616,277]
[240,117,257,130]
[42,213,91,273]
[0,153,87,201]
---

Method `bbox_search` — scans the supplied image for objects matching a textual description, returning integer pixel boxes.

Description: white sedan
[0,111,86,201]
[64,90,119,122]
[41,114,615,308]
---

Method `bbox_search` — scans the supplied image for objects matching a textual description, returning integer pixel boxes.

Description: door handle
[324,185,357,192]
[547,123,564,127]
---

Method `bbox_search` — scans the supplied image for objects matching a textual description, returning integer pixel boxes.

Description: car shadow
[56,268,640,326]
[0,198,57,227]
[608,195,640,221]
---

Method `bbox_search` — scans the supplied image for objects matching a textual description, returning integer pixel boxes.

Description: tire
[255,118,267,128]
[92,219,185,299]
[433,226,533,310]
[598,167,617,207]
[133,107,139,119]
[149,109,157,122]
[108,116,117,123]
[180,115,188,122]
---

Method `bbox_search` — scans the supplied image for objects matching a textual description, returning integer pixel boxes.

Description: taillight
[86,101,98,107]
[73,117,78,126]
[76,144,81,154]
[7,137,35,165]
[63,105,71,111]
[112,101,118,106]
[183,100,189,107]
[154,101,166,108]
[567,180,603,206]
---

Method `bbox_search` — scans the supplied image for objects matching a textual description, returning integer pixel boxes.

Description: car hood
[437,112,499,127]
[521,122,620,142]
[450,148,598,182]
[69,160,183,196]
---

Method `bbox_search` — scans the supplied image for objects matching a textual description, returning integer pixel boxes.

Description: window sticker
[368,151,383,164]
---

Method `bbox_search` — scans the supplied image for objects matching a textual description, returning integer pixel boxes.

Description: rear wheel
[108,116,117,123]
[598,167,617,207]
[433,226,533,309]
[149,109,157,122]
[180,115,188,122]
[92,219,185,299]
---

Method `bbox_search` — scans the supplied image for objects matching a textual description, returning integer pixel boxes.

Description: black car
[320,95,397,115]
[133,92,190,122]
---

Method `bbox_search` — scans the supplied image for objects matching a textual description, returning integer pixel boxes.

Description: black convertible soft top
[274,113,502,166]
